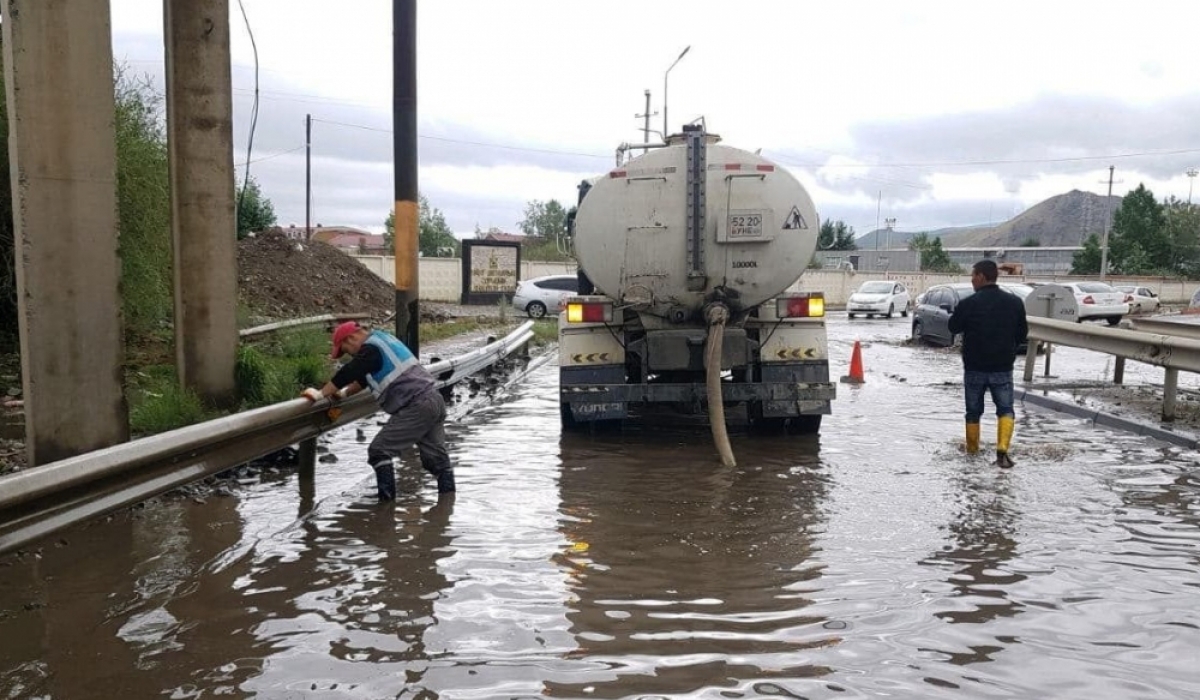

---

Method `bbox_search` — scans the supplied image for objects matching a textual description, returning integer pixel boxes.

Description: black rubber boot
[372,462,396,501]
[433,468,456,494]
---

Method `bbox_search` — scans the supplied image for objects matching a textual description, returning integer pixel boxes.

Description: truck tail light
[566,300,613,323]
[1082,295,1095,305]
[1123,294,1134,303]
[776,293,825,318]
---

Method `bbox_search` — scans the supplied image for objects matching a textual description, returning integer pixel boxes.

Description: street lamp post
[663,45,690,139]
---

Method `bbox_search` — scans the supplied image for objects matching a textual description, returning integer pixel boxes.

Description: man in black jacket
[948,260,1029,468]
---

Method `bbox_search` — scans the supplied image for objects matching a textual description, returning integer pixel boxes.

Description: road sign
[1025,284,1079,322]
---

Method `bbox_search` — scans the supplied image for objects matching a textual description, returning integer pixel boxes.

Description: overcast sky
[111,0,1200,239]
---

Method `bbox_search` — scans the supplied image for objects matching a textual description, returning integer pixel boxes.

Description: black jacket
[948,284,1029,372]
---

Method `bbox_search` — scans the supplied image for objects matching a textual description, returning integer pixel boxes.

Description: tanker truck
[558,124,835,454]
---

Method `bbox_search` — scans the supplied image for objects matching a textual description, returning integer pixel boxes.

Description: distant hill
[941,190,1121,248]
[852,190,1122,250]
[856,224,993,250]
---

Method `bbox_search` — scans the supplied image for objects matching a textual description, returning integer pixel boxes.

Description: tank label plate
[728,210,765,239]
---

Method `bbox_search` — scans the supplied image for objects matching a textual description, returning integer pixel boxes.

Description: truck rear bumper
[560,382,836,403]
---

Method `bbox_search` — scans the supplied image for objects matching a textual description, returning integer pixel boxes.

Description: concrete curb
[1017,388,1199,449]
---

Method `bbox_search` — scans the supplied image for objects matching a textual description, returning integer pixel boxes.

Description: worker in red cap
[301,321,455,499]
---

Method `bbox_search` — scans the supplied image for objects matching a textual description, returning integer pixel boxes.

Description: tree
[1108,184,1168,275]
[908,233,960,273]
[236,176,277,239]
[817,220,857,251]
[1163,197,1200,278]
[518,199,568,241]
[1070,234,1103,275]
[384,194,459,257]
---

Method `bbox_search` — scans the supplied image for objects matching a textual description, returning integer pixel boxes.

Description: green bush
[234,345,270,404]
[130,383,207,434]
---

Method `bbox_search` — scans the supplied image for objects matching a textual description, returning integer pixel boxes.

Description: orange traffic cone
[840,340,865,384]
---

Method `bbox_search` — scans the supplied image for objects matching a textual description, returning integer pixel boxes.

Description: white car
[1113,285,1160,314]
[847,280,911,319]
[512,274,578,319]
[1062,281,1129,325]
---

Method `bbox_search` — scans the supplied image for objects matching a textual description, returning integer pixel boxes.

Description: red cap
[330,321,361,359]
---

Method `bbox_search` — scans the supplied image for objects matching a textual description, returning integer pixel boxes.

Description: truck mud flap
[561,365,629,423]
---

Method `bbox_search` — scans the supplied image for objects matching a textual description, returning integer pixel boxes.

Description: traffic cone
[840,340,865,384]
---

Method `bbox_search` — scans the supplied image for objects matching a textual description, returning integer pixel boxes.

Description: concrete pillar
[163,0,238,406]
[2,0,130,465]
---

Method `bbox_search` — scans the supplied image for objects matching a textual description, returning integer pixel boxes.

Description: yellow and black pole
[393,0,420,354]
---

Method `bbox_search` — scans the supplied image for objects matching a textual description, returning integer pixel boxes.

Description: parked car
[1113,285,1160,314]
[1061,282,1129,325]
[847,280,911,319]
[512,274,578,318]
[911,282,1030,352]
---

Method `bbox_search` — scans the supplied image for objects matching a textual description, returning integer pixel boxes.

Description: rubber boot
[372,462,397,501]
[964,423,980,455]
[433,467,456,494]
[996,416,1015,468]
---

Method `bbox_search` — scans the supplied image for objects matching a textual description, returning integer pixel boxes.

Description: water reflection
[545,429,836,698]
[230,492,458,697]
[920,465,1024,665]
[0,496,245,698]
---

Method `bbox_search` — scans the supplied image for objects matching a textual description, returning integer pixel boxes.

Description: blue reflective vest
[363,331,419,398]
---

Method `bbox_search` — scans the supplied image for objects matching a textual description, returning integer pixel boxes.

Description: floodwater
[2,318,1200,699]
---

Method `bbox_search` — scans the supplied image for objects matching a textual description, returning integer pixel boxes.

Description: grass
[22,313,558,438]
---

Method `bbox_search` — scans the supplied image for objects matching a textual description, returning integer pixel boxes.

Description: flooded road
[2,318,1200,699]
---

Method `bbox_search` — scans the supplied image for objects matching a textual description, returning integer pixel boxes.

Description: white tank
[574,135,819,320]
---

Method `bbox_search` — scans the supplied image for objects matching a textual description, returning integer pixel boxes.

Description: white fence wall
[353,256,1199,306]
[352,256,580,303]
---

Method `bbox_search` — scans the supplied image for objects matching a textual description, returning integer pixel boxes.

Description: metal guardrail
[239,312,373,338]
[1128,316,1200,342]
[0,321,535,555]
[1024,317,1200,421]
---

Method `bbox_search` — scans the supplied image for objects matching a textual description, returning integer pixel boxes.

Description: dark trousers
[368,390,453,493]
[963,370,1014,423]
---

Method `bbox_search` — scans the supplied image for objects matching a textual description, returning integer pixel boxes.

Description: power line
[234,144,304,168]
[794,147,1200,169]
[310,118,612,160]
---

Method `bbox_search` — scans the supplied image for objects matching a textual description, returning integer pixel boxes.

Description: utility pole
[305,113,312,243]
[1188,168,1197,204]
[885,217,896,251]
[635,89,657,152]
[874,190,881,251]
[393,0,419,353]
[1100,165,1115,281]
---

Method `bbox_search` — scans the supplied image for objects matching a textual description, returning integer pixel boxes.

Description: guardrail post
[1163,368,1179,422]
[1023,342,1038,382]
[1043,342,1053,378]
[298,437,316,487]
[1113,356,1125,385]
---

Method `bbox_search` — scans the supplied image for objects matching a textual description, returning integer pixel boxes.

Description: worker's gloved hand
[300,387,323,402]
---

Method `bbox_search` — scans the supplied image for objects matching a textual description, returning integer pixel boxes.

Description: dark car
[912,282,1030,351]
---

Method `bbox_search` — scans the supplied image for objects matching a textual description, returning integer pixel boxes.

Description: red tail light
[565,300,613,323]
[776,293,825,318]
[1082,295,1095,305]
[1124,294,1134,303]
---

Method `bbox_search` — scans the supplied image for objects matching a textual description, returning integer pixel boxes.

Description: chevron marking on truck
[571,352,612,363]
[775,347,818,360]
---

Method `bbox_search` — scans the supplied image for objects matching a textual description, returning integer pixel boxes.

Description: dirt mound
[238,229,396,320]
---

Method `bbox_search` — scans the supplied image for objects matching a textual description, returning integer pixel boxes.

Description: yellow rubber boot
[965,423,980,455]
[997,415,1014,453]
[996,415,1015,468]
